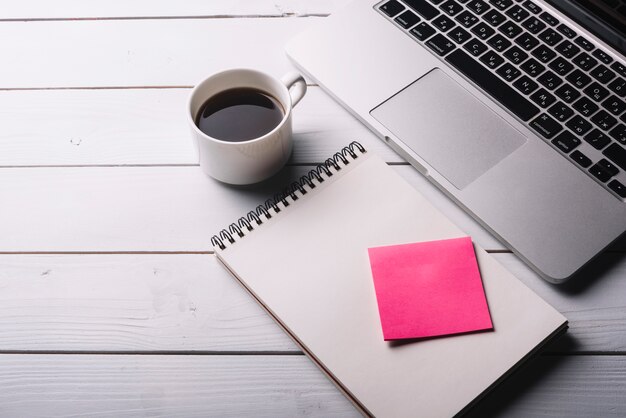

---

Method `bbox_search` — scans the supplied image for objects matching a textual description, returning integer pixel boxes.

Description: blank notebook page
[216,151,566,418]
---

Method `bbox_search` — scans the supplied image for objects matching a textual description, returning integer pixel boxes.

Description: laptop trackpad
[370,68,526,190]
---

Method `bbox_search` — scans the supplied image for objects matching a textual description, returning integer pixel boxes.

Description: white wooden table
[1,2,625,416]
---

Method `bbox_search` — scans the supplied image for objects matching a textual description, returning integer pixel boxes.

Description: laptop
[286,0,626,283]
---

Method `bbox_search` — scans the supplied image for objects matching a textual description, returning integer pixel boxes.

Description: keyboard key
[603,143,626,170]
[555,40,580,58]
[427,33,458,55]
[574,36,594,51]
[515,33,539,50]
[537,70,563,90]
[410,22,436,40]
[570,150,592,167]
[504,46,528,64]
[467,0,491,14]
[548,101,574,121]
[590,64,616,84]
[471,22,495,39]
[539,11,559,26]
[440,0,464,16]
[608,179,626,198]
[549,57,574,75]
[456,10,480,27]
[395,10,421,28]
[609,124,626,144]
[556,23,576,39]
[566,115,592,135]
[551,130,580,152]
[432,14,457,31]
[602,96,626,116]
[589,163,615,182]
[380,0,405,17]
[445,49,540,120]
[584,82,610,102]
[573,96,599,117]
[488,34,511,51]
[610,62,626,78]
[530,88,556,107]
[497,62,521,81]
[521,16,546,34]
[589,162,614,182]
[489,0,513,10]
[608,77,626,97]
[573,52,598,71]
[405,0,440,19]
[532,45,557,63]
[514,75,539,94]
[448,27,472,43]
[464,38,488,56]
[522,0,541,14]
[592,49,613,65]
[521,58,545,76]
[591,110,618,130]
[584,129,611,149]
[555,83,581,103]
[483,9,506,26]
[499,21,523,38]
[538,28,563,46]
[566,69,592,88]
[480,50,505,68]
[506,5,529,22]
[530,113,562,138]
[597,158,619,176]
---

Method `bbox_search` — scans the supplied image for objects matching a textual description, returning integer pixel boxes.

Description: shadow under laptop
[466,334,579,417]
[556,237,626,295]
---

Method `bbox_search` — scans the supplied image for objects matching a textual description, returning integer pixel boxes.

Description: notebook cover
[214,149,567,417]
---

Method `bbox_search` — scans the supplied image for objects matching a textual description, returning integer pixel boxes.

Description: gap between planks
[0,14,330,23]
[0,84,318,91]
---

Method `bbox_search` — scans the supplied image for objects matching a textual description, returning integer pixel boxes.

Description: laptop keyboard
[377,0,626,200]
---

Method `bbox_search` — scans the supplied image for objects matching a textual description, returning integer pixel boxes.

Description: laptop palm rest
[371,68,527,190]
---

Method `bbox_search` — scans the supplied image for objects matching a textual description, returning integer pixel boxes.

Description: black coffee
[195,87,284,142]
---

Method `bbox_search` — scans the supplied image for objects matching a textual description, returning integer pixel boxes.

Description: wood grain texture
[0,354,359,417]
[0,18,319,88]
[0,254,295,352]
[0,0,344,19]
[470,355,626,417]
[0,354,624,417]
[0,165,503,252]
[0,253,625,353]
[0,87,400,166]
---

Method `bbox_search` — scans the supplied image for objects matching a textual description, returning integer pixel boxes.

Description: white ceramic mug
[188,68,307,185]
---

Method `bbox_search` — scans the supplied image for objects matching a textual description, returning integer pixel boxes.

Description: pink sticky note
[367,237,493,341]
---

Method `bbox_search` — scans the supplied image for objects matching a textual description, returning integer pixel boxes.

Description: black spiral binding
[210,141,366,250]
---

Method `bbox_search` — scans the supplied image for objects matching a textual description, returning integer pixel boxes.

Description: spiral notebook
[212,143,567,417]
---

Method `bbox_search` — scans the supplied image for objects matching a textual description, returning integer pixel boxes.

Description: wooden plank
[0,0,344,20]
[0,354,360,417]
[470,355,626,417]
[0,354,624,417]
[0,87,401,166]
[0,254,296,352]
[1,252,625,353]
[0,18,320,88]
[0,166,502,252]
[494,252,626,353]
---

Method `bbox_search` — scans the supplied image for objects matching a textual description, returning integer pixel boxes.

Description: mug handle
[281,72,307,107]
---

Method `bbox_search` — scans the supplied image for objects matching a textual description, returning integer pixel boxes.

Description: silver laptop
[286,0,626,283]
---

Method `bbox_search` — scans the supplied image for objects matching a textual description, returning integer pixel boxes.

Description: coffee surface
[195,88,284,142]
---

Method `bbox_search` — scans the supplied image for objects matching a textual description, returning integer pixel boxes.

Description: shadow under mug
[188,68,307,185]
